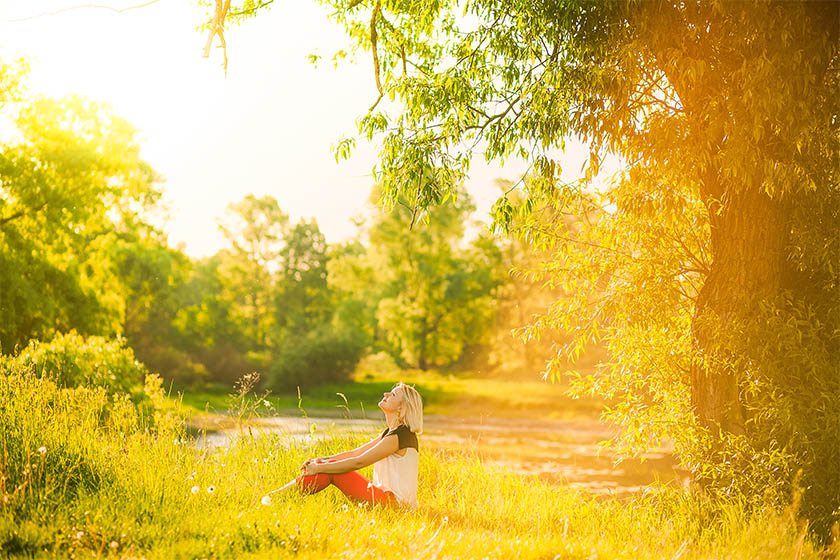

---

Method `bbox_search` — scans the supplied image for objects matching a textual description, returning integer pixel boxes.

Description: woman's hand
[302,461,320,476]
[301,457,325,470]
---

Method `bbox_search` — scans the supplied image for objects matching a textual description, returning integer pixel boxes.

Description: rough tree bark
[690,183,789,435]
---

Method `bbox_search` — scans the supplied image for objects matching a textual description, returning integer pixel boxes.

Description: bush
[131,340,208,387]
[355,351,400,377]
[196,342,258,385]
[8,331,147,394]
[267,326,365,391]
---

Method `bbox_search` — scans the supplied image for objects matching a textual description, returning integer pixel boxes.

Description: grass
[178,368,604,423]
[0,367,835,559]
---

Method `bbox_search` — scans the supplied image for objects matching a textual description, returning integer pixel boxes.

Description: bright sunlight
[0,1,837,558]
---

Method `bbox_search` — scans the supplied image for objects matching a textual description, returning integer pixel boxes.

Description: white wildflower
[261,495,272,506]
[207,485,216,494]
[37,446,47,456]
[341,504,349,512]
[191,485,200,494]
[109,541,119,550]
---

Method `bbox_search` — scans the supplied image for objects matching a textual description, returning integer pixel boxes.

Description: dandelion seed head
[191,485,200,494]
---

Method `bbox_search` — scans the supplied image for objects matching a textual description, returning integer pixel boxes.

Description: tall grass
[0,365,832,559]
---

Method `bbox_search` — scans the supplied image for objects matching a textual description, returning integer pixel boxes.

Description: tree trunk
[690,183,788,435]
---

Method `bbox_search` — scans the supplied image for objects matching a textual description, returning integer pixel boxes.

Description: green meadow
[1,365,832,559]
[179,369,603,422]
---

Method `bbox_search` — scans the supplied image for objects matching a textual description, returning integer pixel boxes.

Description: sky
[0,0,590,258]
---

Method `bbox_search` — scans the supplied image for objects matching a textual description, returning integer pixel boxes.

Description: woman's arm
[305,435,399,475]
[317,434,384,462]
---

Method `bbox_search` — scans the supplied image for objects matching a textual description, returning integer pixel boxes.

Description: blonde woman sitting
[274,382,423,508]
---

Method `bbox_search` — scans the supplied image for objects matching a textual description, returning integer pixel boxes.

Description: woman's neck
[384,411,400,429]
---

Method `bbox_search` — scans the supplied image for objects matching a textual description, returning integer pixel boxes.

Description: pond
[198,414,689,497]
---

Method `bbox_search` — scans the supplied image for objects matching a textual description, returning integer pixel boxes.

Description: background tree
[171,254,256,383]
[337,188,501,369]
[113,233,208,385]
[486,181,585,378]
[266,217,365,391]
[327,238,379,352]
[217,194,288,355]
[0,92,160,352]
[274,219,332,337]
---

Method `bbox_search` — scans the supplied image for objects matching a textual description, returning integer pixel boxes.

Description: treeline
[0,79,562,391]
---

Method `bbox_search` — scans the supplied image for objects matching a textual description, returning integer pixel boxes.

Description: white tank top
[372,426,419,508]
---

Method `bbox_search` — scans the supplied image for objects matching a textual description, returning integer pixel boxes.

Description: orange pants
[297,469,396,505]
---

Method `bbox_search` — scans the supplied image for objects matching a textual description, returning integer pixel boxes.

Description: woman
[272,382,423,509]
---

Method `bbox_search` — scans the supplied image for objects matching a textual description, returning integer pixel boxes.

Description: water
[197,414,689,497]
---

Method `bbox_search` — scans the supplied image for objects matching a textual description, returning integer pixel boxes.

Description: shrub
[196,342,258,385]
[355,351,400,377]
[8,331,147,394]
[130,340,208,387]
[267,326,365,391]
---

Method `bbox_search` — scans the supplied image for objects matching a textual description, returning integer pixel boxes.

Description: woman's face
[378,386,404,414]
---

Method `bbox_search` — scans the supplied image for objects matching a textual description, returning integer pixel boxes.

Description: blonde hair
[395,382,423,434]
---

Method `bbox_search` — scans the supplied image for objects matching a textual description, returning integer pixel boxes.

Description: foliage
[0,89,161,352]
[482,181,578,377]
[217,194,289,351]
[266,325,365,391]
[113,231,209,386]
[6,331,147,395]
[275,219,332,336]
[326,240,379,354]
[355,351,400,377]
[171,253,258,383]
[330,187,501,369]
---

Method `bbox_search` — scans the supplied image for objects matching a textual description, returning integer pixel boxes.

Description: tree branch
[203,0,232,74]
[5,0,160,22]
[370,0,383,94]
